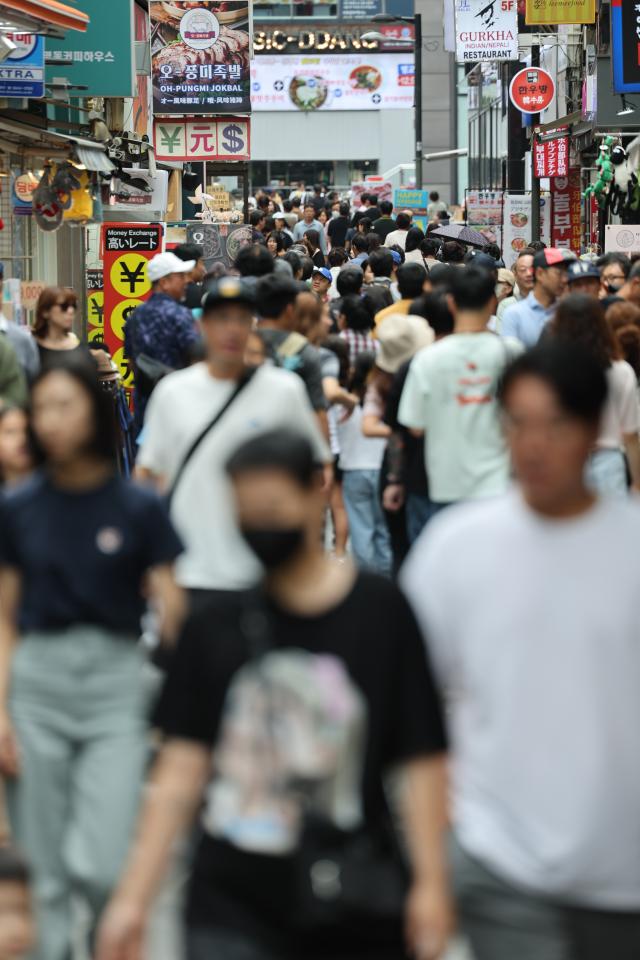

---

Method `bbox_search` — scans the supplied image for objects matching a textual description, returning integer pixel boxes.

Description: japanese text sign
[86,270,104,343]
[551,170,581,253]
[525,0,595,25]
[534,132,569,178]
[612,0,640,94]
[153,118,250,161]
[510,67,555,114]
[454,0,519,63]
[0,34,44,99]
[45,0,135,98]
[150,1,251,115]
[101,224,163,390]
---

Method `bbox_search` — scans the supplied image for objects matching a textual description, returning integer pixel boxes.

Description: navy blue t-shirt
[0,473,183,635]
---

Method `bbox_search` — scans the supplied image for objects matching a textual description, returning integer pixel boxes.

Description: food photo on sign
[150,1,251,114]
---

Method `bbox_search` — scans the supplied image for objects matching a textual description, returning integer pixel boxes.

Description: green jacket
[0,336,28,407]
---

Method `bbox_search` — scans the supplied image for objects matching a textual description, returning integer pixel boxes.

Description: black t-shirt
[351,206,380,228]
[155,573,446,953]
[384,361,429,497]
[327,216,349,249]
[371,217,397,242]
[0,473,182,634]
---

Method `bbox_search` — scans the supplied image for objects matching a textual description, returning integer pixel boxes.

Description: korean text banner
[251,54,414,111]
[150,1,251,115]
[612,0,640,95]
[454,0,518,63]
[525,0,595,26]
[45,0,135,98]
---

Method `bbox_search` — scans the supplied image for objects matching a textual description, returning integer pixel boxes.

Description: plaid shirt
[339,329,379,366]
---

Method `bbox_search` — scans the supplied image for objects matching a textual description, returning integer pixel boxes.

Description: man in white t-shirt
[402,342,640,960]
[137,277,330,598]
[398,265,522,508]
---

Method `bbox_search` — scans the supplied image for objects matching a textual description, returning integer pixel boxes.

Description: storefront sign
[467,189,503,249]
[551,170,581,253]
[253,27,380,53]
[534,132,569,177]
[605,225,640,255]
[186,222,252,270]
[102,224,163,388]
[108,169,169,218]
[502,192,551,264]
[612,0,640,95]
[11,172,38,215]
[153,118,251,161]
[86,270,104,342]
[150,1,251,116]
[454,0,518,63]
[0,34,44,99]
[394,188,428,228]
[45,0,135,98]
[251,54,413,111]
[510,67,555,114]
[525,0,594,25]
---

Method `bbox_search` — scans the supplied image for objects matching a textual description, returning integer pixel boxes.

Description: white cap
[147,252,195,284]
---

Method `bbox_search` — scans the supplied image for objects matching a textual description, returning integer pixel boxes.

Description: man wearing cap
[311,266,332,302]
[136,276,329,599]
[0,264,39,381]
[501,248,569,347]
[566,260,601,298]
[124,251,200,436]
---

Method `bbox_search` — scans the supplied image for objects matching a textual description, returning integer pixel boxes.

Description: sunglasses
[56,299,77,310]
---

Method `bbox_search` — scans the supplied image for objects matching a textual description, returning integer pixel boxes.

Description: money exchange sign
[102,224,163,391]
[153,117,251,161]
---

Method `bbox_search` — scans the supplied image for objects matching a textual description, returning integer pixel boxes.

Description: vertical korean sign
[551,171,581,253]
[150,1,251,114]
[102,224,163,395]
[611,0,640,95]
[454,0,519,63]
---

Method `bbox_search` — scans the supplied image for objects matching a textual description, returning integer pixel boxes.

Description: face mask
[606,280,623,293]
[241,527,304,569]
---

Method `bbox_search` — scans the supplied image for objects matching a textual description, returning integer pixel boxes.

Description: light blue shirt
[500,291,554,347]
[292,218,327,255]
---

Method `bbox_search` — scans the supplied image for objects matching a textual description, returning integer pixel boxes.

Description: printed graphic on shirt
[203,648,367,854]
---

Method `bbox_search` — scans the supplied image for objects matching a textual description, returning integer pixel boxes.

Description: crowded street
[1,1,640,959]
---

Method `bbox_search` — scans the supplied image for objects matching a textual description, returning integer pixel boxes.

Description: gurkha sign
[454,0,519,62]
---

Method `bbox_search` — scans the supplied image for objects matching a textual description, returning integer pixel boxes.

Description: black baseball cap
[567,260,600,283]
[202,276,256,310]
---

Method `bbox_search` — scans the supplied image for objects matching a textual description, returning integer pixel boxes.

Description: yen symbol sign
[110,254,151,299]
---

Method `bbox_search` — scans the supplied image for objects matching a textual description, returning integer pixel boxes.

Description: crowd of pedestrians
[0,184,639,960]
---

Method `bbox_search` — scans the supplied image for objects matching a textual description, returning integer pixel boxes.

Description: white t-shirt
[384,229,409,250]
[402,492,640,909]
[598,360,640,449]
[337,405,386,471]
[138,363,329,589]
[398,332,522,503]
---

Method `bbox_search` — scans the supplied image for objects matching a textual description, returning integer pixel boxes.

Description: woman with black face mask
[97,430,451,960]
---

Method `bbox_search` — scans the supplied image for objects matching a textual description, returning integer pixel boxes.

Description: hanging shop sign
[525,0,595,26]
[150,1,251,116]
[0,34,44,99]
[611,0,640,95]
[86,270,104,343]
[551,170,581,253]
[108,169,169,219]
[11,172,38,215]
[153,118,251,161]
[534,130,569,178]
[454,0,518,63]
[251,54,413,111]
[605,225,640,255]
[510,67,556,115]
[46,0,135,98]
[102,224,163,388]
[186,222,252,271]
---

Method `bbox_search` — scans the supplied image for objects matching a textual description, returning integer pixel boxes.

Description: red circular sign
[509,67,555,115]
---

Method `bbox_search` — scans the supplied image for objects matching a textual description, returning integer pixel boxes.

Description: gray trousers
[188,929,279,960]
[450,834,640,960]
[6,628,149,960]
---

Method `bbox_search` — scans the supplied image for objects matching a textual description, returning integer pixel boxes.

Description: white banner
[502,192,551,266]
[251,53,414,111]
[454,0,519,63]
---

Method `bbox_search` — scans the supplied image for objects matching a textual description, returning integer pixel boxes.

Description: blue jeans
[406,492,436,544]
[342,470,392,575]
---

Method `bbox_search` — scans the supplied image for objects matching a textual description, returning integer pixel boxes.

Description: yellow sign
[87,290,104,340]
[525,0,595,25]
[110,298,143,342]
[110,253,152,299]
[112,346,134,389]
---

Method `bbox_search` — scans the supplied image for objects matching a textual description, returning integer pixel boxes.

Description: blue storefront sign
[0,35,44,99]
[611,0,640,94]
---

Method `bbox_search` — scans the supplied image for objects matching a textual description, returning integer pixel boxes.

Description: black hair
[368,248,394,278]
[283,198,293,212]
[449,265,496,309]
[257,195,270,211]
[339,201,350,217]
[436,210,449,221]
[529,240,547,252]
[267,231,287,254]
[409,293,454,337]
[420,237,440,258]
[630,260,640,282]
[395,212,412,230]
[328,247,348,268]
[428,262,453,289]
[324,334,350,387]
[441,241,466,264]
[351,234,368,254]
[397,262,427,299]
[31,356,118,465]
[404,227,425,254]
[336,265,364,296]
[358,217,373,234]
[485,242,502,261]
[429,190,439,201]
[304,229,321,250]
[340,294,375,331]
[257,274,299,319]
[300,257,314,281]
[283,250,302,278]
[235,244,274,278]
[173,242,203,263]
[379,200,393,216]
[597,252,630,279]
[389,244,405,264]
[367,233,382,253]
[0,846,30,885]
[349,350,376,401]
[226,429,317,488]
[498,341,608,426]
[249,209,266,228]
[303,201,316,212]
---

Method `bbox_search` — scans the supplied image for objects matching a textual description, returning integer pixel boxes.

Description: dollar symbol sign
[221,124,244,154]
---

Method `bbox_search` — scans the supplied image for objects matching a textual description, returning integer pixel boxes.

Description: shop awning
[0,117,114,170]
[0,0,89,35]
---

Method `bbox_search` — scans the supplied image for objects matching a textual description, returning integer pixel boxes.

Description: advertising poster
[251,54,414,111]
[551,171,581,253]
[86,270,104,343]
[605,225,640,255]
[350,181,393,207]
[394,188,428,229]
[611,0,640,95]
[502,193,551,265]
[150,1,251,115]
[154,118,250,161]
[0,34,44,99]
[534,133,569,178]
[102,224,163,391]
[525,0,595,26]
[466,189,503,249]
[186,222,252,270]
[454,0,518,63]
